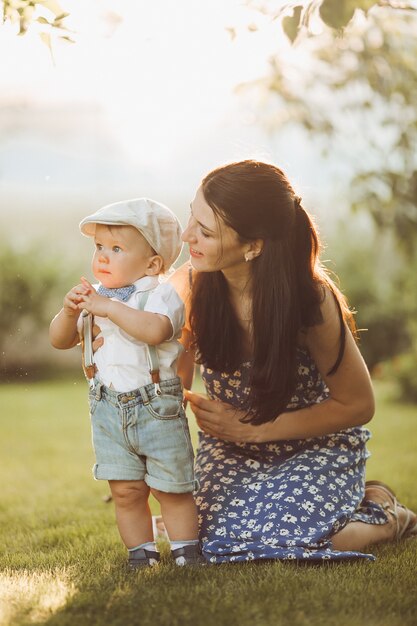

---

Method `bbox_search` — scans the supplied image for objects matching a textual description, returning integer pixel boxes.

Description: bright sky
[1,0,336,248]
[1,0,285,167]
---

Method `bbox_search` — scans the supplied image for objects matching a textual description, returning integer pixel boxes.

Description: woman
[168,159,417,563]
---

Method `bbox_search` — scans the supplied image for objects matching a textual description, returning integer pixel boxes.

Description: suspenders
[137,291,162,393]
[80,289,161,393]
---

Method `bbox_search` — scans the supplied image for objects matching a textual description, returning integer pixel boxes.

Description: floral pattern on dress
[195,349,388,563]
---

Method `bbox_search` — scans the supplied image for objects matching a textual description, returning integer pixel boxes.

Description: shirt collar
[133,275,160,292]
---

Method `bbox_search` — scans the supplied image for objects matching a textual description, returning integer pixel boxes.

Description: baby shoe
[128,546,160,570]
[171,542,206,566]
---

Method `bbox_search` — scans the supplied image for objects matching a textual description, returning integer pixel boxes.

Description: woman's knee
[109,480,150,507]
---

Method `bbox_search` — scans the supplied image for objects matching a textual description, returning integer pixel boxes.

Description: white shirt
[84,275,184,392]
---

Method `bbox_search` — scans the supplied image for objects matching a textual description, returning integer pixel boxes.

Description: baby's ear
[145,254,164,276]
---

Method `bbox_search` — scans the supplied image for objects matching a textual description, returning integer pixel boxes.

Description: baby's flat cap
[79,198,183,270]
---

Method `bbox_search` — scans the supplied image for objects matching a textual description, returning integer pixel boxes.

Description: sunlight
[0,0,284,168]
[0,569,75,625]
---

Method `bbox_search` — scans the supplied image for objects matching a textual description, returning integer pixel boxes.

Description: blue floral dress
[195,348,388,563]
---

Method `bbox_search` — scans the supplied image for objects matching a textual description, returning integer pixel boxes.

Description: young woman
[168,159,417,563]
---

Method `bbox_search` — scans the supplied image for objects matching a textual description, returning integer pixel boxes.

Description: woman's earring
[244,253,251,262]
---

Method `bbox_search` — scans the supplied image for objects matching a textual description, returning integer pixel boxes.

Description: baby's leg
[109,479,153,548]
[151,490,198,541]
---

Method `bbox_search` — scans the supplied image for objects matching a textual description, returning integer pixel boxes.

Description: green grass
[0,378,416,626]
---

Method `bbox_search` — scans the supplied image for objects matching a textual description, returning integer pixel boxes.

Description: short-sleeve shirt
[85,275,184,392]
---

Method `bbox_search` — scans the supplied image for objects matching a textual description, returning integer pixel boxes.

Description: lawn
[0,377,416,626]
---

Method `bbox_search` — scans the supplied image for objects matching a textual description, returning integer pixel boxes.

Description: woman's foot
[364,481,417,541]
[152,515,169,540]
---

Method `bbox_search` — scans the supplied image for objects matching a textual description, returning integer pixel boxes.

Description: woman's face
[182,186,248,274]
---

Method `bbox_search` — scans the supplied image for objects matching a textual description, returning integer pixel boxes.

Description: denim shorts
[88,376,198,493]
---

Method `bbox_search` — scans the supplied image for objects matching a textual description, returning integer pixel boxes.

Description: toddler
[50,198,203,568]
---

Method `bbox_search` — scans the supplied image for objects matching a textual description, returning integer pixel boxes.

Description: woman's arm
[177,328,196,391]
[169,262,196,390]
[185,287,375,442]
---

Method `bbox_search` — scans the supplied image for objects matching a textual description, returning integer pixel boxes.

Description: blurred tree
[0,241,74,379]
[245,1,417,398]
[247,1,416,41]
[252,5,417,254]
[325,226,412,370]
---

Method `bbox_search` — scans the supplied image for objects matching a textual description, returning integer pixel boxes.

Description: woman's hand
[183,389,266,443]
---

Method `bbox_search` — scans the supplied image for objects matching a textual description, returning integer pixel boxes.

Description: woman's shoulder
[168,261,195,302]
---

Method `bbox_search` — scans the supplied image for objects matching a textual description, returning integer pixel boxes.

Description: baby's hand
[78,277,111,318]
[63,282,90,317]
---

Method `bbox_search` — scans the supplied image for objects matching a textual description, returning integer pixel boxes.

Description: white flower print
[197,354,378,563]
[230,498,245,507]
[301,501,316,513]
[240,530,252,539]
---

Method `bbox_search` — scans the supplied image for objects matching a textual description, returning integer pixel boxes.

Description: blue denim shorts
[88,376,198,493]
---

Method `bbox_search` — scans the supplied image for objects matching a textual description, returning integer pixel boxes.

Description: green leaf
[282,5,303,43]
[319,0,355,30]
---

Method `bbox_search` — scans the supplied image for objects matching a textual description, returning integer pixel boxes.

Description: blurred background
[1,0,416,403]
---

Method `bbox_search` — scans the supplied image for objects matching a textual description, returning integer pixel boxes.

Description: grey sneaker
[128,547,160,570]
[171,543,206,566]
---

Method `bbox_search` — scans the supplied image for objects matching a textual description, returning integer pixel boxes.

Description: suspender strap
[81,289,161,388]
[138,291,161,385]
[81,311,96,384]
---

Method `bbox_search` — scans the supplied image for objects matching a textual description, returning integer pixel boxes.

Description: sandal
[128,547,160,570]
[171,542,206,566]
[365,480,417,541]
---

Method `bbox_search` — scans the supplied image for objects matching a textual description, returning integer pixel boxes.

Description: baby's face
[92,224,155,288]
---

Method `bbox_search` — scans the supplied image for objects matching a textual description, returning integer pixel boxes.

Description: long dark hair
[190,160,356,425]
